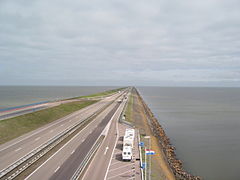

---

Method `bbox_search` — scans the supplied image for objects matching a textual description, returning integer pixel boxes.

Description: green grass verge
[68,87,126,100]
[125,92,133,122]
[0,100,97,145]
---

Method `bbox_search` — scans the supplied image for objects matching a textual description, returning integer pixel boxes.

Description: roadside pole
[149,138,151,180]
[145,146,147,180]
[144,136,151,180]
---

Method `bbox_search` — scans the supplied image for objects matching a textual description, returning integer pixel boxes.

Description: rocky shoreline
[135,88,202,180]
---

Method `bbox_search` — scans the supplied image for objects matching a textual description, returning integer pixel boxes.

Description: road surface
[0,92,122,172]
[82,99,125,180]
[25,97,126,180]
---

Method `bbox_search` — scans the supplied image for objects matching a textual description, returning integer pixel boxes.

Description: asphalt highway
[0,92,122,172]
[82,99,124,180]
[25,97,125,180]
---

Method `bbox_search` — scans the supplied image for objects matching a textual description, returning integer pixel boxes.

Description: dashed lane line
[34,137,41,141]
[71,150,75,155]
[14,147,22,152]
[54,166,60,173]
[104,147,109,155]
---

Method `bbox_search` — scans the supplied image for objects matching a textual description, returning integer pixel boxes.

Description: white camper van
[125,129,135,138]
[122,146,132,161]
[123,135,134,148]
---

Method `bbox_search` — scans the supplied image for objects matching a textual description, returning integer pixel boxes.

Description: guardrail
[0,93,124,180]
[70,135,104,180]
[71,91,129,180]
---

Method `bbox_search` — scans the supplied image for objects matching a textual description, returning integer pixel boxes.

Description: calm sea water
[0,86,116,109]
[138,87,240,180]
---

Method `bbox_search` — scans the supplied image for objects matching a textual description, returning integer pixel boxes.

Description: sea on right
[138,87,240,180]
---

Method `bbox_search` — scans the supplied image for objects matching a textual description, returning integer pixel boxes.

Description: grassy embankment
[0,100,97,145]
[125,92,134,123]
[0,87,126,145]
[68,87,126,99]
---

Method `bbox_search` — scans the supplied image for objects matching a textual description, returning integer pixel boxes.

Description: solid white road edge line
[103,101,125,180]
[82,100,123,180]
[0,95,114,152]
[23,103,115,180]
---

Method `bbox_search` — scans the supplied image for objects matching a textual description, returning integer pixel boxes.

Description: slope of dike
[132,88,201,180]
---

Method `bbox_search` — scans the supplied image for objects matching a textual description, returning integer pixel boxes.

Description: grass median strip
[125,92,133,123]
[0,100,97,145]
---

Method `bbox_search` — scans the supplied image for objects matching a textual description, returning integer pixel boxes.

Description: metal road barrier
[71,93,129,180]
[70,135,104,180]
[0,92,124,180]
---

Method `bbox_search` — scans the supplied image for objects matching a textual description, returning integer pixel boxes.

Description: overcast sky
[0,0,240,86]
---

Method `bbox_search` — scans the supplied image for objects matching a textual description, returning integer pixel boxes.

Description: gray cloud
[0,0,240,86]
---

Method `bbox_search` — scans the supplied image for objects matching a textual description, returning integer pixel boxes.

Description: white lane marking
[104,147,109,155]
[24,103,112,180]
[81,100,124,180]
[89,130,92,134]
[126,177,135,180]
[54,166,60,173]
[50,130,54,133]
[111,161,123,166]
[81,139,85,142]
[34,137,41,141]
[107,169,134,180]
[0,96,121,174]
[109,164,133,172]
[60,124,64,127]
[104,101,125,180]
[71,150,75,154]
[15,147,22,152]
[0,98,107,152]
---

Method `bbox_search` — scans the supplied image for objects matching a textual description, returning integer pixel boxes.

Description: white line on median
[54,166,60,173]
[34,137,41,141]
[104,147,109,155]
[71,150,75,154]
[15,147,22,152]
